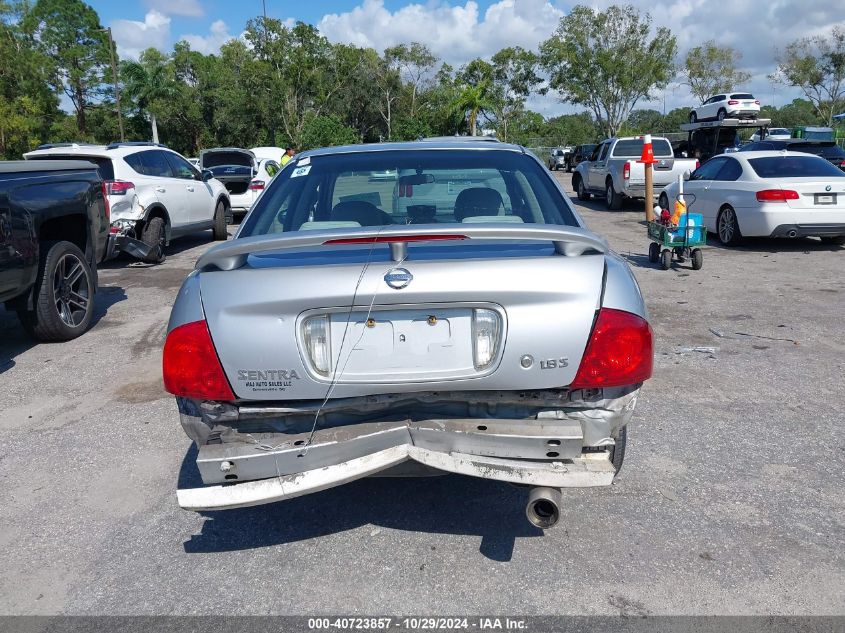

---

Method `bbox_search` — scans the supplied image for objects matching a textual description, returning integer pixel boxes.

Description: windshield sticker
[297,156,311,166]
[291,165,311,178]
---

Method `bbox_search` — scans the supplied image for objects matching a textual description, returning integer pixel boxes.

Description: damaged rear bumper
[176,388,638,511]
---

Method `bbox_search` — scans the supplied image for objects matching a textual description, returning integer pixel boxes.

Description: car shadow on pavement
[178,446,542,561]
[0,284,126,374]
[705,236,844,254]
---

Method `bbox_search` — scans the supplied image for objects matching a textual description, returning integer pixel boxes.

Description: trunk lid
[198,236,606,401]
[776,179,845,210]
[199,148,255,195]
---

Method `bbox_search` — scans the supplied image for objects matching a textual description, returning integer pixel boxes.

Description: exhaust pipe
[787,229,798,238]
[525,486,562,529]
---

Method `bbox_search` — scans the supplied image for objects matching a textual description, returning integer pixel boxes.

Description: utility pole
[101,27,125,141]
[263,0,276,146]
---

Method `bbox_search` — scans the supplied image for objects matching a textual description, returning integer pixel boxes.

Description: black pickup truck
[0,160,109,341]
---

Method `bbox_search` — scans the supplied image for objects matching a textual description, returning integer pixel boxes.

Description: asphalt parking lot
[1,171,843,616]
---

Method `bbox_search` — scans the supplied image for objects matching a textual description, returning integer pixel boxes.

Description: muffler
[525,486,562,529]
[787,229,798,238]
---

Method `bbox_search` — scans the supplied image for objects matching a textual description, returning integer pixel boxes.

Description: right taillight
[756,189,799,202]
[248,180,265,191]
[472,308,502,370]
[163,320,235,401]
[569,308,653,390]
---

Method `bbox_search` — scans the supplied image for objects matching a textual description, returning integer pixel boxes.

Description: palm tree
[451,82,495,136]
[120,50,174,144]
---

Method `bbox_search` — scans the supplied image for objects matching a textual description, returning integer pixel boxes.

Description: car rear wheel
[606,180,623,210]
[821,236,845,245]
[610,426,627,475]
[717,108,727,121]
[575,176,591,201]
[689,111,697,123]
[717,207,742,246]
[17,240,94,341]
[212,201,228,240]
[141,216,166,263]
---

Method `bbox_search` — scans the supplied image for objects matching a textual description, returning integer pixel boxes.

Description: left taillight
[248,180,265,191]
[101,182,110,221]
[106,180,134,195]
[622,161,630,180]
[163,320,235,401]
[756,189,799,202]
[569,308,653,390]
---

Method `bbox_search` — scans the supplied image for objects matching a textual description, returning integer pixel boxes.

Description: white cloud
[143,0,204,17]
[111,10,171,60]
[180,19,234,55]
[316,0,563,66]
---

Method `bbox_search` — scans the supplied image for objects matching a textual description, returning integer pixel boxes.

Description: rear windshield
[238,149,578,236]
[730,93,754,100]
[612,138,673,158]
[201,151,253,170]
[28,154,114,180]
[748,156,845,179]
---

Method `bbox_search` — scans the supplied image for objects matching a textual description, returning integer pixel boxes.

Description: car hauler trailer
[680,118,772,161]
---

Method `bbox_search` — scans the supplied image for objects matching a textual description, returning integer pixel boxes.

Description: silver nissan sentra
[164,138,653,529]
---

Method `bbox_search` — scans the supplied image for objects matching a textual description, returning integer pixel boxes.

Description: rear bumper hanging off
[175,387,640,511]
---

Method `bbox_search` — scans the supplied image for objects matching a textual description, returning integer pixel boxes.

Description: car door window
[138,150,174,178]
[588,145,601,161]
[714,158,743,181]
[597,144,609,161]
[690,157,727,180]
[164,152,200,180]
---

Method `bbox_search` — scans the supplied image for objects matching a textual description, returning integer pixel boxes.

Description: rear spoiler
[196,224,608,271]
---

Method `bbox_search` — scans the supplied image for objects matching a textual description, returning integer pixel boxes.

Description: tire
[575,176,591,201]
[692,248,703,270]
[212,201,228,241]
[689,112,697,123]
[717,207,742,246]
[717,108,727,121]
[658,192,669,211]
[610,425,627,476]
[661,248,672,270]
[16,240,94,341]
[648,241,659,263]
[606,180,623,210]
[141,216,166,263]
[820,236,845,245]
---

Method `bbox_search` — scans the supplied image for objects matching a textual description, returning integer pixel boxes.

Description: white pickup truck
[572,136,699,210]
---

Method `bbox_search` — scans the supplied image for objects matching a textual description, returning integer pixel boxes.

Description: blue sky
[89,0,841,117]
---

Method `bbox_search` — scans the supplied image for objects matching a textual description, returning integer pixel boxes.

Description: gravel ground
[1,172,843,616]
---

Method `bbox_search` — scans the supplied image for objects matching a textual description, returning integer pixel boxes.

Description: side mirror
[202,169,213,182]
[683,170,691,181]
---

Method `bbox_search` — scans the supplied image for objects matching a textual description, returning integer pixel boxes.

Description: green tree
[774,26,845,126]
[25,0,110,135]
[626,108,663,134]
[488,46,541,141]
[452,82,495,137]
[384,42,437,118]
[540,4,676,138]
[299,114,358,149]
[120,48,174,144]
[683,41,751,103]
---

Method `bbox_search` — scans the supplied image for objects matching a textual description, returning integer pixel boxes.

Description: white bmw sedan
[659,151,845,246]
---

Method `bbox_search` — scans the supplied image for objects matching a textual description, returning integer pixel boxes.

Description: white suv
[689,93,760,123]
[25,142,231,263]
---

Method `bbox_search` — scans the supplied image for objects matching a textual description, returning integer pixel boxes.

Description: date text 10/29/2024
[307,618,528,631]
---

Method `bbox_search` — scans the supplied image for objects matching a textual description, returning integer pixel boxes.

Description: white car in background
[659,151,845,246]
[199,148,281,218]
[25,142,230,262]
[689,93,760,123]
[750,128,792,142]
